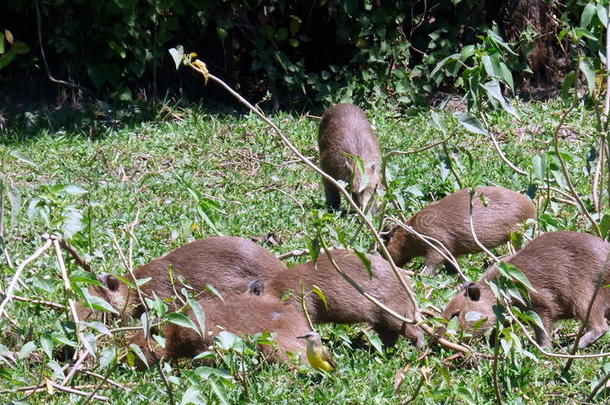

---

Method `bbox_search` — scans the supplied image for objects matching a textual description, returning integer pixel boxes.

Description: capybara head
[440,282,497,338]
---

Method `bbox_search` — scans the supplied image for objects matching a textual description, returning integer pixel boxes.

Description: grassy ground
[1,97,609,404]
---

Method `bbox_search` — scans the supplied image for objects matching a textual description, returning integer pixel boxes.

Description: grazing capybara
[130,294,310,366]
[78,237,285,320]
[260,249,424,349]
[386,186,535,275]
[441,231,610,348]
[318,103,381,212]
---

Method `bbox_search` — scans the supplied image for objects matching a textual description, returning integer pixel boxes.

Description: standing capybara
[130,293,310,366]
[78,236,285,320]
[260,249,424,350]
[441,231,610,348]
[386,186,535,275]
[318,103,381,212]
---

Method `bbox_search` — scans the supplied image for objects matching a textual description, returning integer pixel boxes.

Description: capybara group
[130,293,310,366]
[441,231,610,348]
[318,103,381,212]
[78,237,285,320]
[386,186,535,275]
[260,249,424,349]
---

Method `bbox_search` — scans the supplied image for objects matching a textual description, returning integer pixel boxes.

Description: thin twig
[492,318,503,405]
[483,121,527,176]
[468,189,499,262]
[384,131,455,157]
[552,109,602,237]
[59,239,92,272]
[0,238,53,316]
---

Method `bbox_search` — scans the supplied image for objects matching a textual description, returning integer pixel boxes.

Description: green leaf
[189,298,206,338]
[181,386,202,405]
[600,213,610,239]
[70,270,99,285]
[597,4,608,27]
[18,341,36,360]
[531,154,546,181]
[430,53,461,78]
[580,2,597,27]
[9,150,37,167]
[208,377,231,405]
[129,343,148,368]
[214,331,243,351]
[481,80,518,118]
[99,347,116,370]
[206,284,224,302]
[7,186,21,225]
[82,288,118,314]
[167,312,200,335]
[63,184,88,195]
[114,0,137,9]
[579,58,596,96]
[48,359,65,379]
[499,262,535,292]
[454,112,488,135]
[362,328,384,354]
[311,284,329,310]
[353,249,372,279]
[40,334,54,359]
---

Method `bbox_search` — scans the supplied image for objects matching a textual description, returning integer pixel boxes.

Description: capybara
[260,249,424,349]
[441,231,610,348]
[386,186,535,275]
[318,103,381,212]
[78,237,285,320]
[130,293,310,366]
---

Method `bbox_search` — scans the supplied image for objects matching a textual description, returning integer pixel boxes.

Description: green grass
[1,98,610,403]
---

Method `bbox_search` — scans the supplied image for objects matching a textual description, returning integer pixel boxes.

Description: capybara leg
[579,311,608,348]
[373,325,399,348]
[421,250,445,276]
[323,178,341,211]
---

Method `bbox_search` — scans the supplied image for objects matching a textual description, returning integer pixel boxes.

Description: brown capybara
[386,186,535,275]
[130,293,310,366]
[441,231,610,348]
[318,103,381,212]
[78,237,285,320]
[260,249,424,350]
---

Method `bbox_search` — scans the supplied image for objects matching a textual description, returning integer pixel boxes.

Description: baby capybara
[386,186,535,275]
[130,293,310,366]
[78,236,285,320]
[261,249,424,349]
[318,103,381,212]
[441,231,610,348]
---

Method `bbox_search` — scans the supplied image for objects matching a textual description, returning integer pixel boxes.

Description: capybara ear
[100,273,120,291]
[247,280,265,296]
[465,283,480,301]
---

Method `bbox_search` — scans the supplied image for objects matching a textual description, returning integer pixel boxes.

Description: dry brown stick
[552,109,602,237]
[41,383,108,401]
[186,58,422,323]
[62,349,90,386]
[0,238,53,316]
[59,239,92,272]
[82,370,131,391]
[587,369,610,402]
[5,293,65,310]
[592,138,605,213]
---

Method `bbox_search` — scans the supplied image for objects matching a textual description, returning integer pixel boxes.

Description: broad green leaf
[114,0,137,9]
[48,360,65,379]
[70,270,99,285]
[362,329,384,355]
[167,312,200,335]
[189,298,206,338]
[40,334,54,359]
[464,311,483,323]
[482,54,501,78]
[214,331,243,351]
[206,284,224,302]
[129,343,148,368]
[82,288,118,314]
[600,213,610,239]
[454,112,487,135]
[531,154,546,181]
[481,80,518,118]
[498,62,514,91]
[181,386,202,405]
[195,366,233,380]
[430,53,461,78]
[18,341,36,360]
[581,2,597,27]
[311,284,329,310]
[63,184,88,195]
[208,377,231,405]
[597,3,608,27]
[579,58,596,96]
[9,150,37,167]
[88,321,111,336]
[99,347,116,370]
